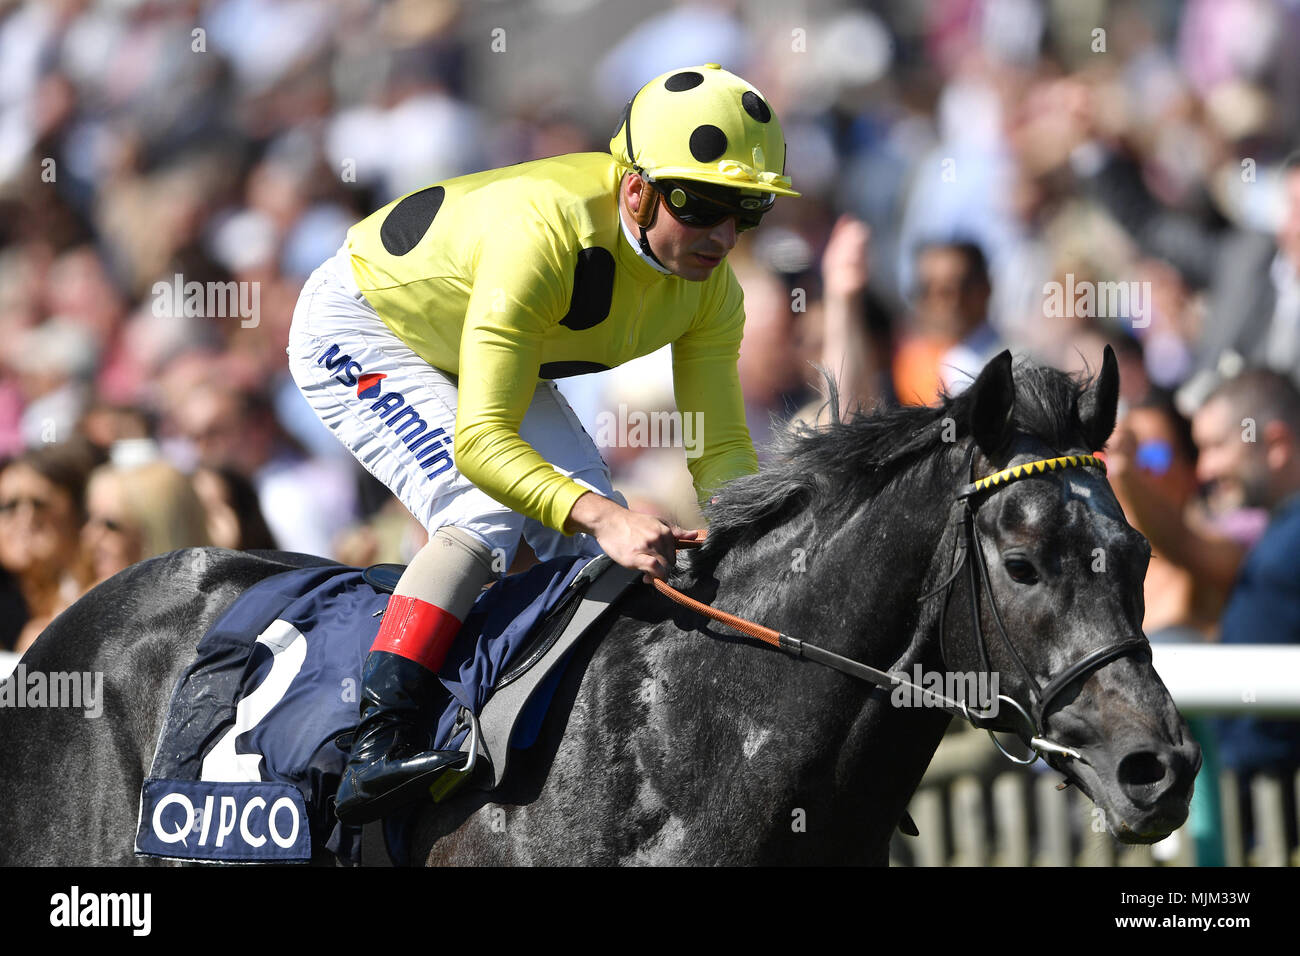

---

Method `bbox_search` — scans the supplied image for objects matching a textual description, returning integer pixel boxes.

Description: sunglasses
[1135,439,1174,476]
[650,179,774,232]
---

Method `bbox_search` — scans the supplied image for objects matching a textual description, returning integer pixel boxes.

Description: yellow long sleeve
[344,151,757,532]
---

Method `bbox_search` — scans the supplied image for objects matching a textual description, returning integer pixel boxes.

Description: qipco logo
[151,790,301,851]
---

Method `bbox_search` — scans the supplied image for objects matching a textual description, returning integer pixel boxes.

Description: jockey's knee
[398,525,501,619]
[430,525,499,577]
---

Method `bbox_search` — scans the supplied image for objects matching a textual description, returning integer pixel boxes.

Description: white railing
[893,645,1300,866]
[1152,644,1300,715]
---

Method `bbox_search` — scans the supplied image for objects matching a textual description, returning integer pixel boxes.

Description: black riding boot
[334,650,467,825]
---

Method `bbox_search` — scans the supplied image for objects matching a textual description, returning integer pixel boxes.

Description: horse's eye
[1004,558,1039,585]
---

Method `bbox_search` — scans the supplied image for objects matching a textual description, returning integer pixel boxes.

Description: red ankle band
[370,594,462,672]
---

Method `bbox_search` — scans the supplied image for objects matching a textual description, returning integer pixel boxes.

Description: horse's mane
[691,358,1097,566]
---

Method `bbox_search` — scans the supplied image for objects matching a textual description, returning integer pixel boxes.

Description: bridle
[924,445,1151,765]
[652,445,1152,769]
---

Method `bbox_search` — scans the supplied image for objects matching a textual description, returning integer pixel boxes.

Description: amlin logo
[315,342,454,478]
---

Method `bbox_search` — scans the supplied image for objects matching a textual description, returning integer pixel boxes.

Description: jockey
[286,64,798,824]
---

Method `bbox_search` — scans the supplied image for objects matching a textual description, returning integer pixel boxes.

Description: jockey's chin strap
[648,448,1150,770]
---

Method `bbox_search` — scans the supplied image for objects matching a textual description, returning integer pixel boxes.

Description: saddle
[356,555,639,865]
[363,554,639,792]
[135,553,638,865]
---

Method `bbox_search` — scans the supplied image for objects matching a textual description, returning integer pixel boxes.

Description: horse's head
[938,348,1200,843]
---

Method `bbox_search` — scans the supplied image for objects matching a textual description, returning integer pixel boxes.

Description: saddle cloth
[134,553,614,865]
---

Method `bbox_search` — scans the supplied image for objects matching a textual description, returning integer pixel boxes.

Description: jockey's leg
[334,524,497,824]
[286,245,622,822]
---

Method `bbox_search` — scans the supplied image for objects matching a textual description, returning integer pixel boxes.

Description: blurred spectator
[79,402,154,455]
[793,214,895,426]
[594,1,751,113]
[1194,368,1300,852]
[324,44,483,204]
[9,316,99,448]
[1108,375,1264,614]
[733,256,813,452]
[894,240,1002,404]
[0,440,99,653]
[333,496,430,569]
[1196,150,1300,389]
[169,382,358,557]
[819,215,891,419]
[1110,389,1238,638]
[82,458,212,588]
[191,464,276,552]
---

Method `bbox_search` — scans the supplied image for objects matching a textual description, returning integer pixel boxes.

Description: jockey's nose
[710,216,737,251]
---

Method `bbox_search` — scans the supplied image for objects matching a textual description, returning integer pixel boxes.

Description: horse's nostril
[1117,751,1169,806]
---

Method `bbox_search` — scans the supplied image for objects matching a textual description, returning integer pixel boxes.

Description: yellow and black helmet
[610,64,800,200]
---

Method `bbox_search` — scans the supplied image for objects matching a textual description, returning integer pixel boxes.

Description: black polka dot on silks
[538,360,611,379]
[742,91,771,123]
[689,125,728,163]
[380,185,445,256]
[664,71,704,92]
[559,247,615,331]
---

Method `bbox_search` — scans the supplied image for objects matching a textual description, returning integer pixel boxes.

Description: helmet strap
[631,174,657,228]
[627,174,668,270]
[637,225,667,270]
[622,94,670,270]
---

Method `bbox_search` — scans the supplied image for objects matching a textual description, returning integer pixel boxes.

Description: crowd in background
[3,0,1300,853]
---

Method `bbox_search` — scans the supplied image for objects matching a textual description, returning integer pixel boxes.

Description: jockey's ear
[626,174,657,229]
[1076,344,1120,452]
[968,349,1016,458]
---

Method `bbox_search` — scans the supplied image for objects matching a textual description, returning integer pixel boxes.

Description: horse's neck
[641,488,956,858]
[702,492,950,672]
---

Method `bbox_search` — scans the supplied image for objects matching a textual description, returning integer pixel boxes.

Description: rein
[649,449,1151,769]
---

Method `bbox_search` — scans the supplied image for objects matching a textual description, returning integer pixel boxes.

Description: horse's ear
[1077,344,1120,451]
[967,349,1016,456]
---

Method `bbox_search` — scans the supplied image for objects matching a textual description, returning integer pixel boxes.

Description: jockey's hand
[564,492,691,583]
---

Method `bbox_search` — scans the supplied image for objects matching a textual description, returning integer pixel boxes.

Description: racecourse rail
[894,645,1300,867]
[2,645,1297,866]
[6,645,1295,713]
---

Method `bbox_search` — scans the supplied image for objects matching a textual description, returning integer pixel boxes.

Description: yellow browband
[966,454,1107,496]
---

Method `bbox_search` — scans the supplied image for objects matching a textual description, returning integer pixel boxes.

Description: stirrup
[428,707,480,804]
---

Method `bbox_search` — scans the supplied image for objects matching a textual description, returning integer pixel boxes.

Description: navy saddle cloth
[136,554,591,865]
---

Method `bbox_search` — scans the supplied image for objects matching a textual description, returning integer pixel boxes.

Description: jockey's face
[620,175,738,281]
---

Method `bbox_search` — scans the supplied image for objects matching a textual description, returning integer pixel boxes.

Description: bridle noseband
[925,447,1151,765]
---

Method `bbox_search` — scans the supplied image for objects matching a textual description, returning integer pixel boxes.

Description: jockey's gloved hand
[564,492,690,583]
